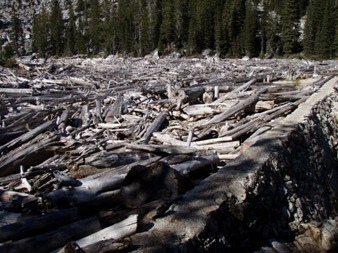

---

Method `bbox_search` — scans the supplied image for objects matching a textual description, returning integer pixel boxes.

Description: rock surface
[0,0,68,53]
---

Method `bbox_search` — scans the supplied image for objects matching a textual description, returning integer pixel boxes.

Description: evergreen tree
[50,0,64,56]
[315,0,335,58]
[242,0,258,57]
[10,7,24,55]
[117,0,137,54]
[88,0,102,54]
[158,0,175,53]
[64,0,76,55]
[173,0,189,49]
[222,0,246,56]
[214,0,227,56]
[140,3,151,55]
[147,0,162,52]
[281,0,300,55]
[32,7,49,57]
[265,10,281,56]
[303,0,323,55]
[334,4,338,57]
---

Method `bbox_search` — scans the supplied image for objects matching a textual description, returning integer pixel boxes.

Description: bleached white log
[64,214,138,250]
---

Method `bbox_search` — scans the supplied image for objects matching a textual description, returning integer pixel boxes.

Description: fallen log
[121,162,192,208]
[171,154,220,175]
[204,88,267,125]
[0,208,79,243]
[138,111,167,143]
[212,78,257,104]
[56,214,138,253]
[0,120,56,154]
[0,133,59,177]
[46,173,125,208]
[126,143,198,155]
[0,88,33,95]
[0,217,101,253]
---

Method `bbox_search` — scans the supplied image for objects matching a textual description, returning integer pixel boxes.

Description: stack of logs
[0,55,337,253]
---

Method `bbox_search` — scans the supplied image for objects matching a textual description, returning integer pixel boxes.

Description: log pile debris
[0,55,337,252]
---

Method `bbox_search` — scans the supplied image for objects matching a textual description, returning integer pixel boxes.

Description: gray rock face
[0,0,68,53]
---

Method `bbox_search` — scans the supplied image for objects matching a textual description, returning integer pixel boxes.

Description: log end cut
[121,162,192,209]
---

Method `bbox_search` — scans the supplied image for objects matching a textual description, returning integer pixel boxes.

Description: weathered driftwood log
[69,77,96,87]
[152,132,188,146]
[0,133,58,177]
[171,154,220,175]
[23,164,68,177]
[204,88,267,125]
[175,86,205,109]
[126,143,198,155]
[191,136,233,146]
[0,120,55,154]
[74,238,131,253]
[138,111,167,143]
[47,173,125,207]
[212,78,257,104]
[0,208,79,243]
[121,162,192,208]
[192,141,240,152]
[0,88,33,94]
[183,101,237,116]
[56,214,138,253]
[0,217,101,253]
[103,93,124,122]
[0,130,27,146]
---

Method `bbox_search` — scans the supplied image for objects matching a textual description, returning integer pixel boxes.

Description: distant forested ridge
[3,0,338,59]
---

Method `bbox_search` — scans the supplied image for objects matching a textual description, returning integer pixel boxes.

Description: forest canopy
[6,0,338,59]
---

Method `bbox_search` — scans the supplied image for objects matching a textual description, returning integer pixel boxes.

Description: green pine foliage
[334,5,338,58]
[32,7,49,57]
[50,0,65,56]
[303,0,323,56]
[314,0,336,58]
[281,0,300,56]
[88,0,102,54]
[24,0,337,59]
[242,0,258,57]
[158,0,175,54]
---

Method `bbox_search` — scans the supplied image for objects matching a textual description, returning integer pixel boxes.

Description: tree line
[4,0,338,60]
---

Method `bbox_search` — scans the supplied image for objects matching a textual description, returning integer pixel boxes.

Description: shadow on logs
[121,162,193,209]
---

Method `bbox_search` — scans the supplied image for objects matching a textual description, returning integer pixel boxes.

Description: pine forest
[4,0,338,60]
